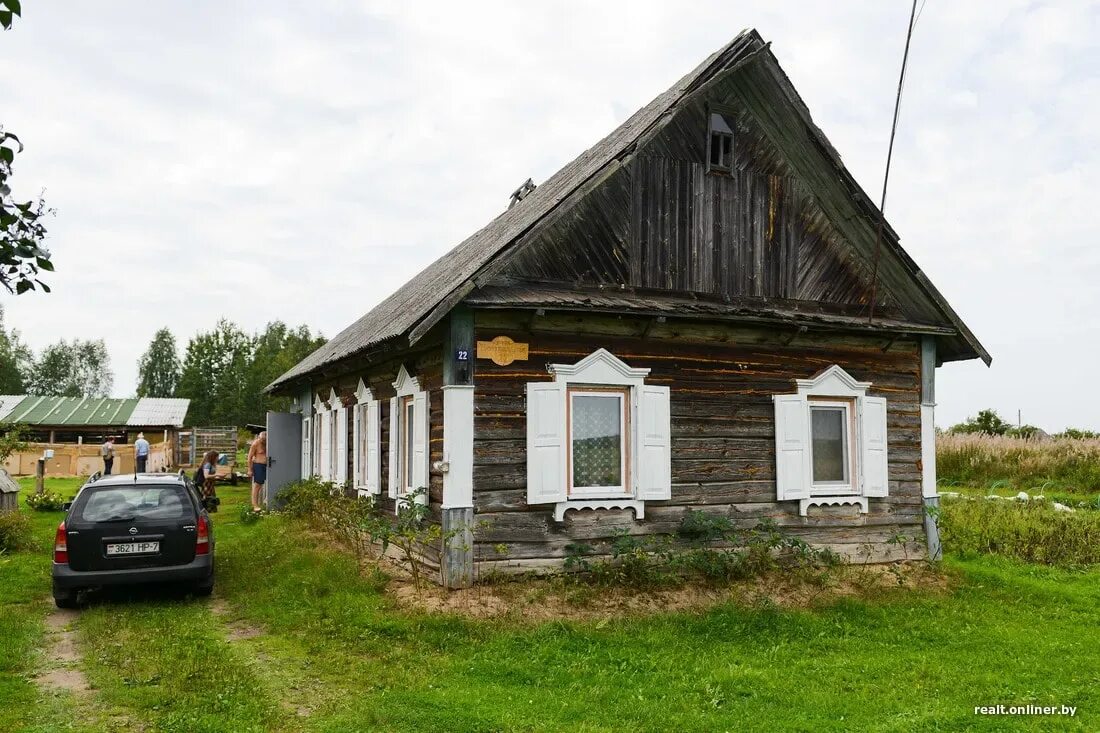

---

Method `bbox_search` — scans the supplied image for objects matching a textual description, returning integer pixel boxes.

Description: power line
[868,0,920,323]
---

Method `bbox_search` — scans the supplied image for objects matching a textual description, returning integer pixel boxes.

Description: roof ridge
[268,30,764,391]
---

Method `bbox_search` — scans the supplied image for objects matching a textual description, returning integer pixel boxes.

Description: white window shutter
[335,407,348,486]
[388,397,399,498]
[352,405,362,487]
[366,400,381,494]
[319,411,332,481]
[860,396,889,497]
[412,391,429,503]
[773,394,811,500]
[525,382,567,505]
[637,385,671,501]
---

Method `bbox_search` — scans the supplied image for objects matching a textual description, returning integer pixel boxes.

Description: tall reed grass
[937,433,1100,495]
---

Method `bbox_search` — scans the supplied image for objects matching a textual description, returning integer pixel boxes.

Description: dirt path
[35,602,146,733]
[36,606,90,696]
[207,597,314,721]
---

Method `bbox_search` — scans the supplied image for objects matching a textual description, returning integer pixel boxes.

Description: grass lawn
[1,476,1097,731]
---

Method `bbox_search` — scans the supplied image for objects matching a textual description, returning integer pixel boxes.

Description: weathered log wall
[307,343,446,566]
[471,309,926,574]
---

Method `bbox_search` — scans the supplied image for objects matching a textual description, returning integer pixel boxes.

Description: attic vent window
[708,113,734,172]
[509,177,537,209]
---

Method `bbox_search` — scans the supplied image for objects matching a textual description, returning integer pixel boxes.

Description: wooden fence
[2,440,175,477]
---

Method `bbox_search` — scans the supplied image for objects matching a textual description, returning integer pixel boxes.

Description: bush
[239,504,264,524]
[24,490,66,512]
[940,496,1100,566]
[279,477,336,518]
[0,510,32,552]
[565,513,842,588]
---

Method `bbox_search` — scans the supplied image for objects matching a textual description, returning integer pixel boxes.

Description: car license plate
[106,541,159,555]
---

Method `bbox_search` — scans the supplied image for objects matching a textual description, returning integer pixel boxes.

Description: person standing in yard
[134,432,150,473]
[247,431,268,512]
[101,437,115,475]
[193,449,220,511]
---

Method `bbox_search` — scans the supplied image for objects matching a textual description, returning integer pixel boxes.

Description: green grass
[941,496,1100,566]
[1,477,1098,731]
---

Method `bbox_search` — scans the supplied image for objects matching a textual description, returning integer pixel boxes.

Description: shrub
[0,510,31,552]
[24,490,66,512]
[939,496,1100,566]
[279,477,336,518]
[239,504,264,524]
[565,513,842,588]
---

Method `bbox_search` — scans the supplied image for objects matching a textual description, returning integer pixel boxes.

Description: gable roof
[0,396,190,428]
[270,29,987,392]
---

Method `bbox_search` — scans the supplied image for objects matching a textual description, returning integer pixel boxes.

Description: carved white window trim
[774,365,888,516]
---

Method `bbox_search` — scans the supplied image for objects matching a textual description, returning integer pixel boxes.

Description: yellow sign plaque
[476,336,530,366]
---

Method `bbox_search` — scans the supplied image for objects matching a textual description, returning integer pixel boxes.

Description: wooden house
[266,30,988,587]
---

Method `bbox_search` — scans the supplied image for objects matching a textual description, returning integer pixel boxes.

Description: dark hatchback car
[51,472,215,608]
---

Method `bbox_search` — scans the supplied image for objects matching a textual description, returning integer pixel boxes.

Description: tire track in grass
[35,601,144,732]
[76,592,288,733]
[207,596,351,724]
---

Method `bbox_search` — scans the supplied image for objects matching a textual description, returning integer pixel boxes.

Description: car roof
[84,473,188,489]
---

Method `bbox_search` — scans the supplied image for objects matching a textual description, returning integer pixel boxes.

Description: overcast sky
[2,1,1098,430]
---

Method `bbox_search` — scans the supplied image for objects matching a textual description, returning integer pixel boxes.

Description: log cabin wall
[471,309,926,574]
[309,344,446,569]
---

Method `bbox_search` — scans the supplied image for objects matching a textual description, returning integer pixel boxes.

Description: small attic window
[708,113,734,172]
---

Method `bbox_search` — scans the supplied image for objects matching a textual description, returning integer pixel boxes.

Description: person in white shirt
[134,433,151,473]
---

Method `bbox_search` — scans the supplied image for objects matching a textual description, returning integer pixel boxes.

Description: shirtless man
[247,431,268,511]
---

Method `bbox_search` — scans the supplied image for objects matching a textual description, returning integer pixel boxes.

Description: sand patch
[382,562,953,622]
[209,598,265,642]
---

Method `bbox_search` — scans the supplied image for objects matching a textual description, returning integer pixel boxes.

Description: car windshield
[78,486,188,522]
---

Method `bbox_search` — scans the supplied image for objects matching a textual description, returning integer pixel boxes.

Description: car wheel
[53,588,79,609]
[193,574,214,597]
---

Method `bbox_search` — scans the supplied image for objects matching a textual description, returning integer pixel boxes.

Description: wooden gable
[495,77,901,318]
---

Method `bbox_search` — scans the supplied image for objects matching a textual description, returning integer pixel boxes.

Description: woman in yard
[247,431,267,512]
[194,449,220,511]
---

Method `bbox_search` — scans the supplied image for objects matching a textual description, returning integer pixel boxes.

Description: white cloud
[1,1,1097,432]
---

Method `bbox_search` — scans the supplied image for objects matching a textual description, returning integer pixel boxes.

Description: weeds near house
[565,513,841,589]
[277,480,462,591]
[939,496,1100,566]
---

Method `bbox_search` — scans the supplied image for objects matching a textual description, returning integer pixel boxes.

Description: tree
[175,320,253,425]
[175,319,325,427]
[29,339,113,397]
[0,305,32,392]
[1,5,55,295]
[244,321,326,423]
[136,328,181,397]
[949,409,1011,436]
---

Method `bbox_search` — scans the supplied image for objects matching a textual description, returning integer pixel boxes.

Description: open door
[266,411,302,510]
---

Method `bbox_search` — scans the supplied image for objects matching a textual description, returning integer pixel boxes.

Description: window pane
[571,394,622,488]
[79,487,187,522]
[405,401,415,488]
[710,134,722,166]
[811,407,847,483]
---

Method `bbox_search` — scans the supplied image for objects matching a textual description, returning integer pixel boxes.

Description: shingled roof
[269,29,987,392]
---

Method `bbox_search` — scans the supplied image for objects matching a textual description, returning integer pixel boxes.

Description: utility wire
[868,0,920,323]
